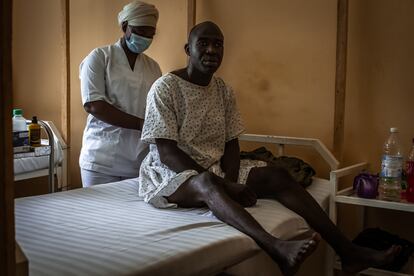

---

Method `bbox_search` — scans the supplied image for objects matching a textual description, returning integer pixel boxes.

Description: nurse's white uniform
[79,40,161,186]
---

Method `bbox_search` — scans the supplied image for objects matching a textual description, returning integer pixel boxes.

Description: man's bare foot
[267,233,321,276]
[341,244,401,273]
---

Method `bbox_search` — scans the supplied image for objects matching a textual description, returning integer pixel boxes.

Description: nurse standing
[79,1,161,187]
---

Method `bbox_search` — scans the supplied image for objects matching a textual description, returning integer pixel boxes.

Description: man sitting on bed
[138,21,400,275]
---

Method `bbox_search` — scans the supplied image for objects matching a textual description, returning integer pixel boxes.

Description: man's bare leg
[246,166,400,273]
[167,171,320,276]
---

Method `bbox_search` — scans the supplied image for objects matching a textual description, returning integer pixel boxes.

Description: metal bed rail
[25,119,55,193]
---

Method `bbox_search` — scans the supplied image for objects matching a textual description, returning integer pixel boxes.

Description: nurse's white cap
[118,1,158,27]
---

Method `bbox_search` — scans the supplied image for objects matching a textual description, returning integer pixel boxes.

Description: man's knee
[250,166,290,181]
[167,172,219,207]
[190,171,223,197]
[249,166,297,192]
[271,167,292,180]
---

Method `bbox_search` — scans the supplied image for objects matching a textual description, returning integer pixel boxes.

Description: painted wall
[345,0,414,170]
[343,0,414,240]
[196,0,337,178]
[12,0,63,131]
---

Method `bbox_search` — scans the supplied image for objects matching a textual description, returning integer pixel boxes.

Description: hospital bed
[15,134,344,276]
[14,120,68,193]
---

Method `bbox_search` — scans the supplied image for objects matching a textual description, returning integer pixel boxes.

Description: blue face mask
[126,33,153,53]
[125,33,152,54]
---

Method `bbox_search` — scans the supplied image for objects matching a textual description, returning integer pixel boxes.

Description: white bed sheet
[14,139,63,175]
[15,177,330,276]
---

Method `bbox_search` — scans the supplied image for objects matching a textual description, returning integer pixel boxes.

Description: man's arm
[156,137,241,181]
[221,138,241,183]
[157,137,256,206]
[84,100,143,131]
[155,138,205,173]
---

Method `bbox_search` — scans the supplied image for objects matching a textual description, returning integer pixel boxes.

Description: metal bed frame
[13,120,67,193]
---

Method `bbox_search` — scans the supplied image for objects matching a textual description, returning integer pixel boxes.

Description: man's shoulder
[212,75,231,93]
[213,75,226,87]
[154,73,179,87]
[150,73,179,95]
[146,74,179,106]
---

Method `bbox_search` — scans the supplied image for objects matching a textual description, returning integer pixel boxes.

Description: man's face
[187,24,224,74]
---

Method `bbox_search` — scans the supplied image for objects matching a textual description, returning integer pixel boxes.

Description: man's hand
[226,182,257,207]
[221,139,240,183]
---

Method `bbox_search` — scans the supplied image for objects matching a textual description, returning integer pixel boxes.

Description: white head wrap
[118,1,158,27]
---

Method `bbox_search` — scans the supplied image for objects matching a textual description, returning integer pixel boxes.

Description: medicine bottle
[29,116,41,147]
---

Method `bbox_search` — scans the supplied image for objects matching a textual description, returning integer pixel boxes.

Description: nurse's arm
[84,100,143,130]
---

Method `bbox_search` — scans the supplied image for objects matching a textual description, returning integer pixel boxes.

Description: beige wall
[343,0,414,239]
[198,0,337,138]
[197,0,338,177]
[12,0,63,131]
[345,0,414,170]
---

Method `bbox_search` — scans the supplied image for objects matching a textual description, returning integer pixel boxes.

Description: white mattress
[15,177,330,276]
[14,139,63,175]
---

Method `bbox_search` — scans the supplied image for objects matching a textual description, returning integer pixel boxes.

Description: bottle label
[381,155,403,178]
[13,131,29,147]
[29,128,41,146]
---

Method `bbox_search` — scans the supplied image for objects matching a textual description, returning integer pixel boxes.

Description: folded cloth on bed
[240,147,315,187]
[15,177,330,276]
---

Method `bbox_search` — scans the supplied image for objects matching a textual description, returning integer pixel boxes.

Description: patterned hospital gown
[138,73,265,208]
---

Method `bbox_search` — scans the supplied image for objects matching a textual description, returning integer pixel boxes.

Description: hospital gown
[139,73,265,208]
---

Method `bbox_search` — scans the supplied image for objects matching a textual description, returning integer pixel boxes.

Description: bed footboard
[239,134,339,171]
[240,133,342,276]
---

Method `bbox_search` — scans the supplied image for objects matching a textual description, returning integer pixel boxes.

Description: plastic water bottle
[406,138,414,203]
[12,108,29,147]
[378,127,403,201]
